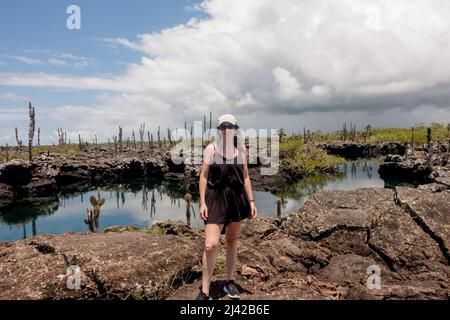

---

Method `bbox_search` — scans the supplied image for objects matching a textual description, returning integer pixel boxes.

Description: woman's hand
[250,202,257,219]
[200,203,208,221]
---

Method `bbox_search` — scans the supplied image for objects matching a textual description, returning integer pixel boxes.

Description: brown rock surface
[1,187,449,300]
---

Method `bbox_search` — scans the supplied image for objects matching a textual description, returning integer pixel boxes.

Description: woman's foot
[196,290,212,300]
[223,280,240,299]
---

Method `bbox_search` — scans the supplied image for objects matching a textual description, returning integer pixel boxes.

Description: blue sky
[0,0,210,144]
[0,0,449,145]
[0,0,203,107]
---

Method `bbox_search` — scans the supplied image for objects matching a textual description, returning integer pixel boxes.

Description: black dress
[204,143,251,229]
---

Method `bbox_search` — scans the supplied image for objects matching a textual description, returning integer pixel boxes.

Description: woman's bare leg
[225,221,241,281]
[201,223,224,295]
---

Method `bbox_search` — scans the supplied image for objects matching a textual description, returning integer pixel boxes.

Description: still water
[0,159,415,242]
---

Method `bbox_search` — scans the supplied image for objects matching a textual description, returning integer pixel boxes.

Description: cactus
[28,102,35,161]
[150,132,153,153]
[84,195,105,232]
[447,123,450,146]
[113,136,118,154]
[158,126,161,149]
[57,128,65,146]
[78,134,83,151]
[209,112,212,140]
[167,127,172,145]
[15,127,22,148]
[5,143,9,162]
[118,126,123,152]
[132,130,136,149]
[37,127,40,147]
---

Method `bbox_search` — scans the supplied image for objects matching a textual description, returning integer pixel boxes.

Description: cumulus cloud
[0,0,450,143]
[272,67,302,100]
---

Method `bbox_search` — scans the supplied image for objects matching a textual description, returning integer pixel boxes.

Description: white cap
[217,114,238,127]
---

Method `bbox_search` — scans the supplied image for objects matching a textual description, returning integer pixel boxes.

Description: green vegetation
[279,137,345,177]
[292,122,450,146]
[360,124,449,145]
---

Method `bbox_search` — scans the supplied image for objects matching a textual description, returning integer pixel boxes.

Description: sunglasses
[218,123,237,130]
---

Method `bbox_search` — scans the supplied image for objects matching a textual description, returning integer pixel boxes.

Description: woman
[197,113,258,300]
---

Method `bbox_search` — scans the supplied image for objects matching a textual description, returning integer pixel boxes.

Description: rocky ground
[317,142,407,159]
[1,184,448,300]
[379,145,449,184]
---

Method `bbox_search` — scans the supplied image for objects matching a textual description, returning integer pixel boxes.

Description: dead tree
[27,102,36,161]
[139,123,145,150]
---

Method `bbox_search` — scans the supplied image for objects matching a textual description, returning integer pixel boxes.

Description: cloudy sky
[0,0,449,145]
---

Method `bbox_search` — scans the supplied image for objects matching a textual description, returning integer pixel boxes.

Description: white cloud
[311,85,331,97]
[48,58,69,66]
[9,55,44,65]
[272,67,302,100]
[5,51,93,68]
[0,92,29,102]
[1,0,450,143]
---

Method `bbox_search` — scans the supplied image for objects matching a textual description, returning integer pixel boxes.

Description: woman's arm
[199,144,213,220]
[243,147,257,219]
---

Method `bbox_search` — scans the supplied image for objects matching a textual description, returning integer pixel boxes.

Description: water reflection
[0,159,416,242]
